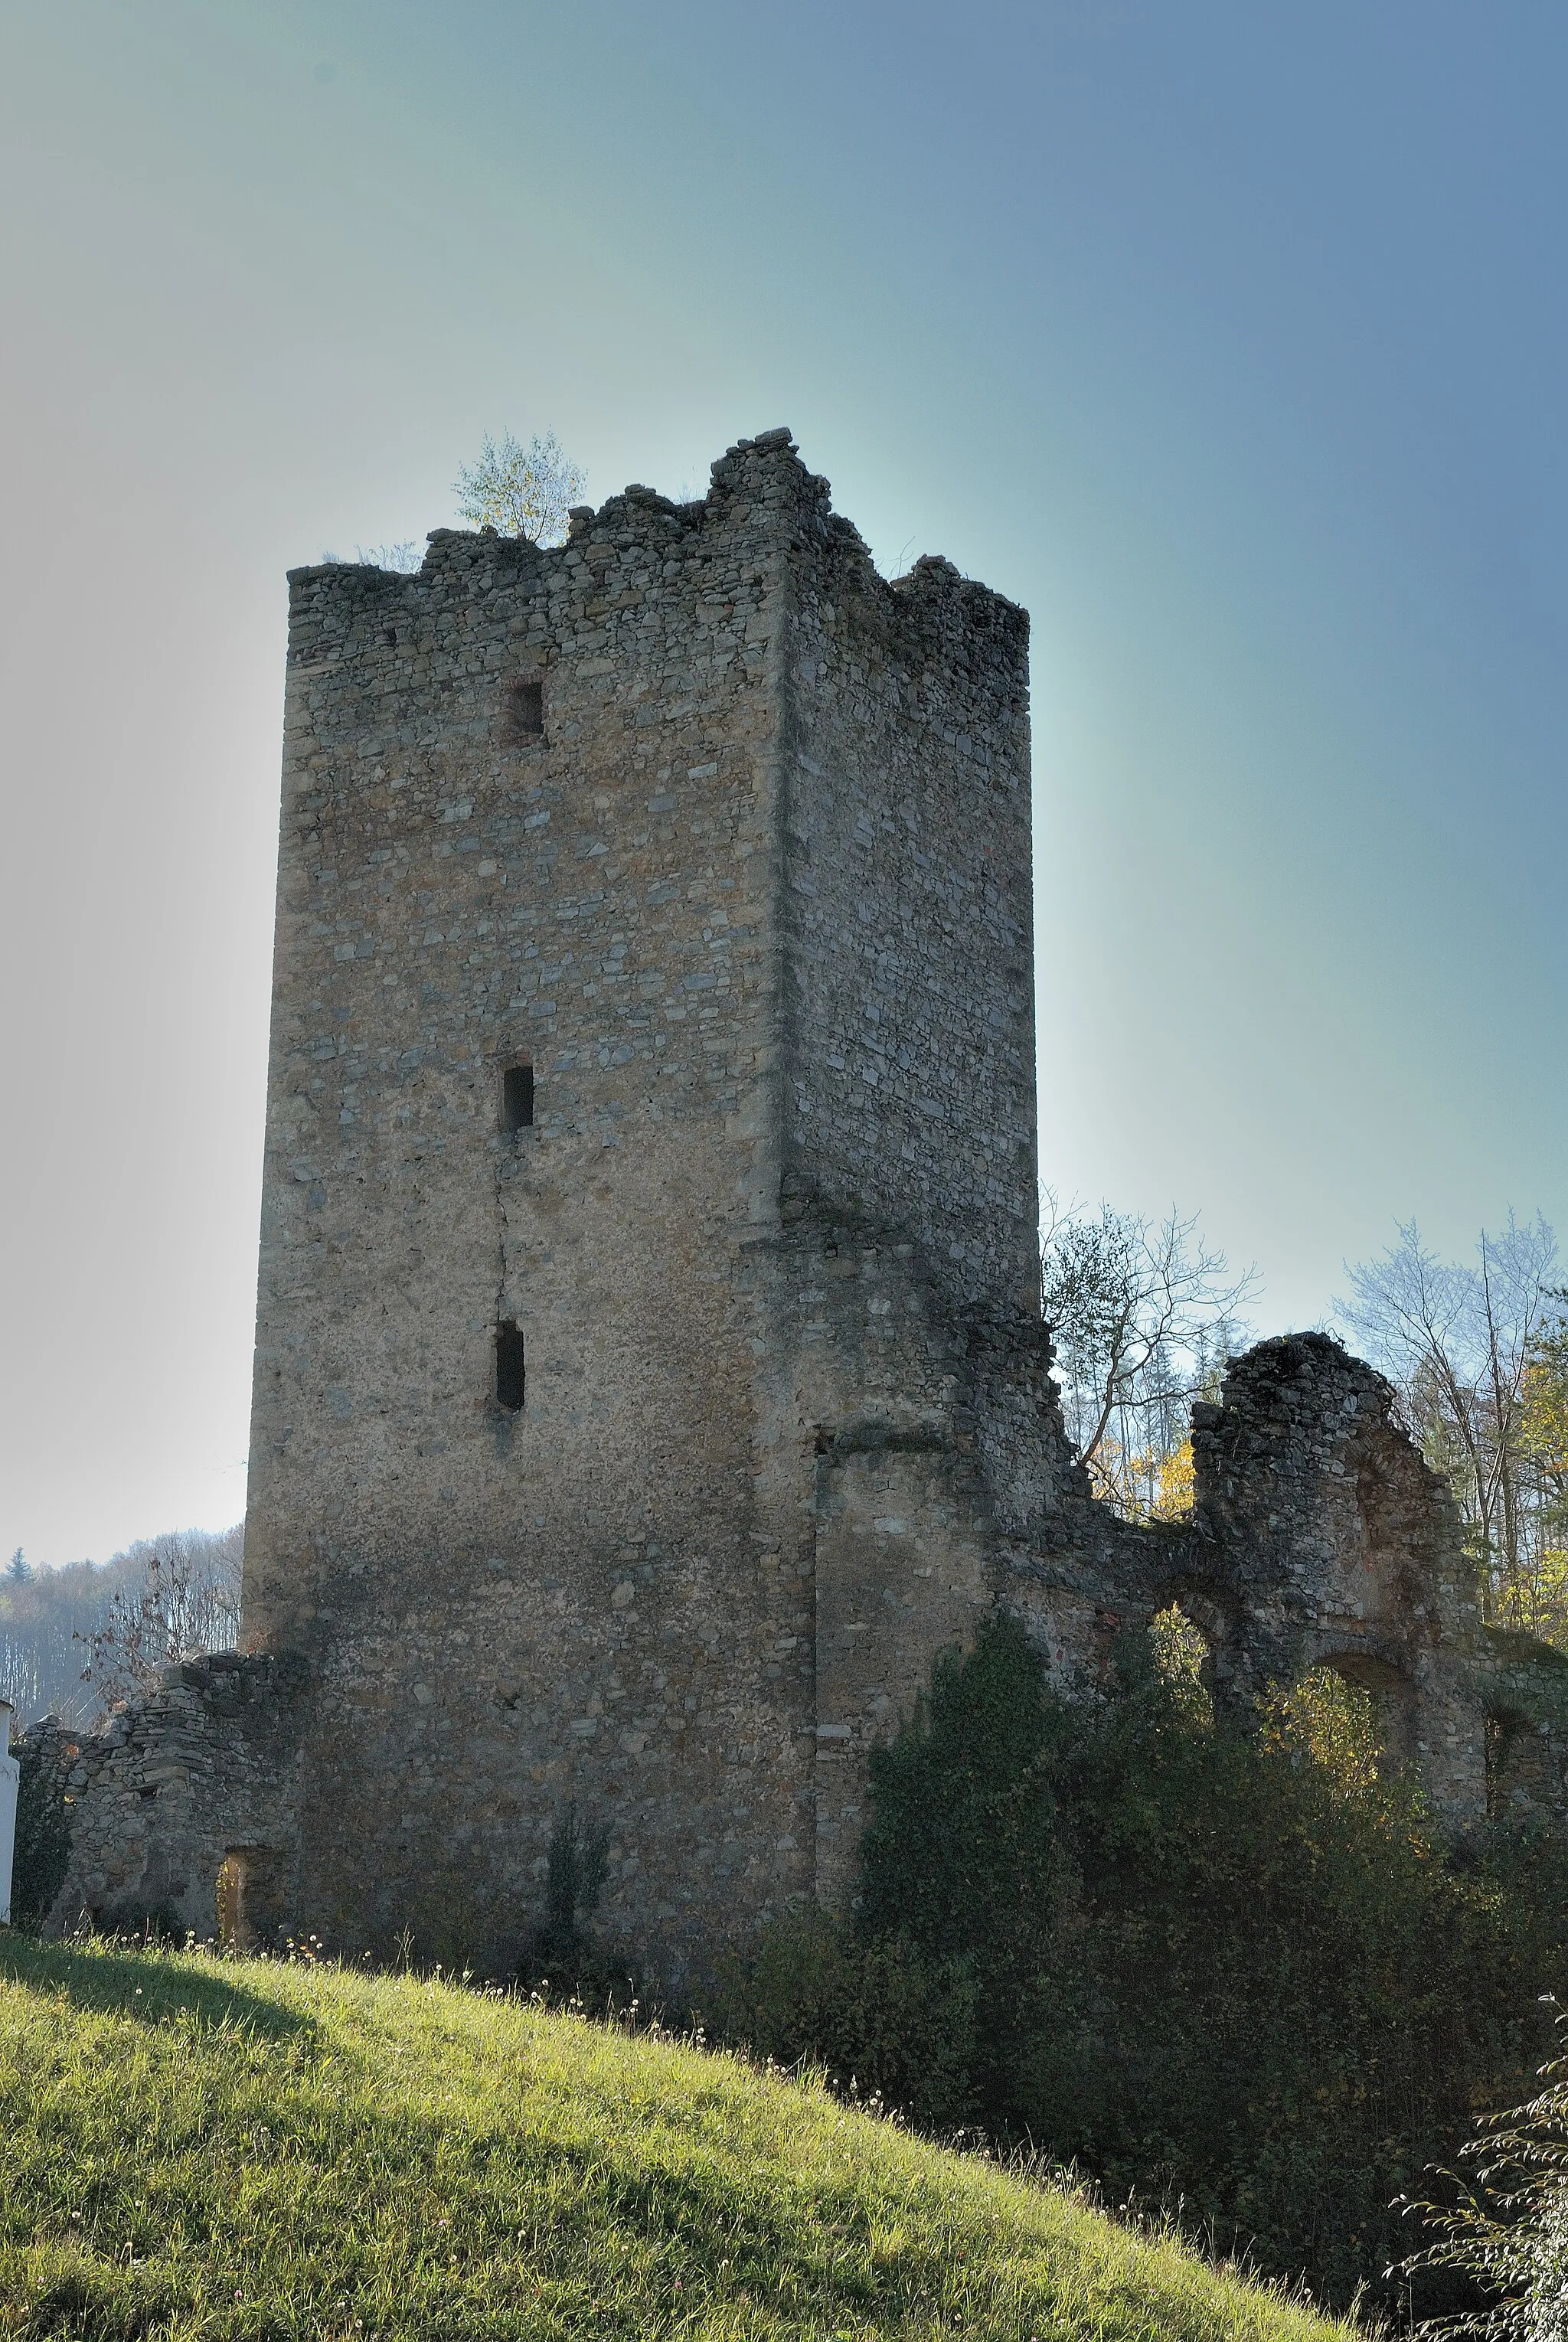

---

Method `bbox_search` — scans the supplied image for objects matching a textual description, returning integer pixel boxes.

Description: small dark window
[501,1063,534,1132]
[495,1320,527,1411]
[501,678,544,743]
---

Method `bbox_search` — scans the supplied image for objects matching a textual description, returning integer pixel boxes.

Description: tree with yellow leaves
[454,429,586,547]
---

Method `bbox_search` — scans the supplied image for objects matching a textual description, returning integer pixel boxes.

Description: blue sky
[2,1,1564,1568]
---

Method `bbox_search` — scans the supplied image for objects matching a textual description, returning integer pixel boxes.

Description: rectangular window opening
[496,1320,527,1412]
[501,678,544,743]
[501,1063,534,1132]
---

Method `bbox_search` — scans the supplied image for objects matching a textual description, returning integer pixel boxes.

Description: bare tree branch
[1042,1193,1256,1518]
[1338,1213,1562,1625]
[75,1527,243,1715]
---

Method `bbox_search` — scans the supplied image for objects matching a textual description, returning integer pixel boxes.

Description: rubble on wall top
[285,427,1025,637]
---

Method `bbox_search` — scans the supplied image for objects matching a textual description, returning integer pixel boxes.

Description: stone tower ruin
[238,425,1045,1971]
[34,430,1568,1970]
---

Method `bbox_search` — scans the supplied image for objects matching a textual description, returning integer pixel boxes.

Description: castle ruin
[34,430,1568,1972]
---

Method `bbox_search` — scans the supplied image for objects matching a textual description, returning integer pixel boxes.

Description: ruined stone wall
[41,1655,305,1942]
[1004,1331,1568,1837]
[1473,1630,1568,1820]
[1189,1334,1489,1814]
[756,1217,1019,1902]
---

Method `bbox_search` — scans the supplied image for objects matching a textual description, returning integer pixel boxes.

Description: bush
[727,1617,1568,2311]
[1402,2014,1568,2340]
[715,1915,980,2132]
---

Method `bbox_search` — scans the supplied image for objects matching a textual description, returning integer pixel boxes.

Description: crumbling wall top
[284,426,1026,669]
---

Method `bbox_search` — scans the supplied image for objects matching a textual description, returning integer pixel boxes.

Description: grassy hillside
[0,1937,1355,2342]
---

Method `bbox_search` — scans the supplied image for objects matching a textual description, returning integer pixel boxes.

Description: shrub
[715,1915,980,2133]
[732,1617,1568,2311]
[1402,2015,1568,2340]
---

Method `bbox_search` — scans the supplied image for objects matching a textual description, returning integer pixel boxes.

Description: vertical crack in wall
[492,1125,508,1359]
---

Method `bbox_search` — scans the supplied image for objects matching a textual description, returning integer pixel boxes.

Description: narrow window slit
[501,1063,534,1132]
[501,678,544,743]
[496,1321,527,1411]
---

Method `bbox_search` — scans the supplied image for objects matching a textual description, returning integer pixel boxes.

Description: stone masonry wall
[1189,1335,1568,1826]
[759,1213,1033,1903]
[1004,1331,1568,1836]
[781,539,1037,1318]
[1189,1335,1489,1814]
[42,1654,306,1942]
[243,439,801,1973]
[229,430,1046,1978]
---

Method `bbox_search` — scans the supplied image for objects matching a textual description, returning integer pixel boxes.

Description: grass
[0,1935,1359,2342]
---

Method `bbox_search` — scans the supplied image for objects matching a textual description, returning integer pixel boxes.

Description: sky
[2,1,1565,1571]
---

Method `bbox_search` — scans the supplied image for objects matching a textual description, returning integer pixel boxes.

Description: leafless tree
[77,1526,243,1713]
[2,1553,126,1724]
[319,543,423,573]
[1338,1213,1560,1615]
[354,541,422,573]
[0,1639,41,1716]
[1042,1194,1256,1518]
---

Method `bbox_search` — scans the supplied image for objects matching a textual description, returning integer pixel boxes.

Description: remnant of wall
[1191,1335,1568,1823]
[1008,1331,1568,1831]
[1189,1334,1488,1807]
[43,432,1568,1975]
[43,1655,305,1943]
[9,1715,77,1931]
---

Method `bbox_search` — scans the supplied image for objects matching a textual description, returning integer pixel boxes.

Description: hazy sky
[2,2,1565,1570]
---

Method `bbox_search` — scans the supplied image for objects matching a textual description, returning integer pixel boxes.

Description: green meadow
[0,1935,1355,2342]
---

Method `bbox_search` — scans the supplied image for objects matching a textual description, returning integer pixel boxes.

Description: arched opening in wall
[1147,1603,1215,1722]
[1486,1709,1550,1818]
[216,1848,283,1955]
[1276,1657,1414,1790]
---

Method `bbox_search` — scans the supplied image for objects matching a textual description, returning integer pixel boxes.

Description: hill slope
[0,1938,1354,2341]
